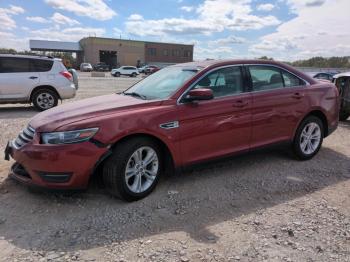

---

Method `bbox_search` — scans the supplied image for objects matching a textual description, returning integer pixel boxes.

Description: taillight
[60,71,73,82]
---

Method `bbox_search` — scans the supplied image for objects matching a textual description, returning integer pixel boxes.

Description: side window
[282,70,305,87]
[249,66,283,91]
[193,66,244,98]
[0,58,32,73]
[31,59,53,72]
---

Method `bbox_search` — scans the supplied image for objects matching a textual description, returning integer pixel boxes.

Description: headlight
[41,128,99,144]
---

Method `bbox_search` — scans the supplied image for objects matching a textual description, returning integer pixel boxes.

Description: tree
[258,56,274,61]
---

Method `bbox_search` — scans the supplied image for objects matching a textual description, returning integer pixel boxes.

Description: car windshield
[123,66,199,100]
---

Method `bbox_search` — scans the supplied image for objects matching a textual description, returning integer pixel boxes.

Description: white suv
[111,66,139,77]
[0,55,76,111]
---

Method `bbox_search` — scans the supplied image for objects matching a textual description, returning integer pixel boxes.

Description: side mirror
[185,88,214,102]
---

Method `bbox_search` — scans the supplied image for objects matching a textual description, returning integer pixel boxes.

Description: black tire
[103,137,162,201]
[293,116,324,160]
[339,111,349,121]
[114,72,121,77]
[130,72,137,77]
[32,88,58,111]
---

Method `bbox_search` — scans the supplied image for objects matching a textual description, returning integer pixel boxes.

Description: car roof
[333,72,350,78]
[0,54,57,61]
[172,59,316,84]
[173,59,293,68]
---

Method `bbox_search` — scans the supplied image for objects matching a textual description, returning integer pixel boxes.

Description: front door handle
[232,100,248,108]
[291,92,304,99]
[29,76,38,80]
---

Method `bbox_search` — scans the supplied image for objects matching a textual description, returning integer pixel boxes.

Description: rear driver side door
[248,65,308,148]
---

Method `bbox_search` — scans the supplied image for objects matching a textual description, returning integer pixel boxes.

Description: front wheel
[114,72,121,77]
[32,88,58,111]
[103,137,162,201]
[293,116,324,160]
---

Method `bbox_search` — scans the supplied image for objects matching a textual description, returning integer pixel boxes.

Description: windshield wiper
[123,92,148,100]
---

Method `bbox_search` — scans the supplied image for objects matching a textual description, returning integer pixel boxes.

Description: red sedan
[5,60,339,201]
[145,65,160,74]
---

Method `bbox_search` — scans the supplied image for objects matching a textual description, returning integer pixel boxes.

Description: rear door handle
[29,76,38,80]
[232,100,248,108]
[292,92,304,99]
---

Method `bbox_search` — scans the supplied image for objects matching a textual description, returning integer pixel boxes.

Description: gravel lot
[0,73,349,262]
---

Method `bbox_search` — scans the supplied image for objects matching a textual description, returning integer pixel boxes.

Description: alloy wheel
[299,122,321,155]
[125,146,159,193]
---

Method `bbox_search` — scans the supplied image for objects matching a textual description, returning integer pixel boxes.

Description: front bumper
[6,140,108,190]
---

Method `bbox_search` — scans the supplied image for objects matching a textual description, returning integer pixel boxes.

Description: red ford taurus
[5,60,339,201]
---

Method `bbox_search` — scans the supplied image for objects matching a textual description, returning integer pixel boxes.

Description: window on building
[148,48,157,56]
[184,50,192,57]
[163,49,169,56]
[172,50,180,57]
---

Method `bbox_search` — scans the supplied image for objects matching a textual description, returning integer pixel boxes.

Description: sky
[0,0,349,61]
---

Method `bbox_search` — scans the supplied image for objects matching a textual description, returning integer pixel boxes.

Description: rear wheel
[293,116,324,160]
[32,88,58,111]
[339,111,349,121]
[103,137,162,201]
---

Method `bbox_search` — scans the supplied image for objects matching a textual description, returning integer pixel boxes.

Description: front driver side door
[177,66,252,165]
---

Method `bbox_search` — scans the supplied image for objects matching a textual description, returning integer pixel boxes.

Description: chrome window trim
[177,63,310,105]
[177,64,245,105]
[245,64,310,94]
[245,63,310,86]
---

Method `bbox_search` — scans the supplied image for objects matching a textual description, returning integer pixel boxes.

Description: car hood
[29,94,160,132]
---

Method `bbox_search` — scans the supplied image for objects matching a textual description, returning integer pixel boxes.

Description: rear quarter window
[31,59,54,72]
[282,70,305,87]
[248,65,305,91]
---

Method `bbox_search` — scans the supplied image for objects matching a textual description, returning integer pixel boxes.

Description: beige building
[79,37,194,68]
[79,37,145,67]
[30,37,194,69]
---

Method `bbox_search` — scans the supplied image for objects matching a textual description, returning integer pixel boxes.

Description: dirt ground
[0,74,349,262]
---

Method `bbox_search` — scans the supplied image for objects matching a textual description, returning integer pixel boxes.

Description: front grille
[12,125,35,149]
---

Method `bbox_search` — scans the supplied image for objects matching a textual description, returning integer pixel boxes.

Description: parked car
[5,60,339,201]
[313,72,338,81]
[80,63,93,72]
[0,55,76,111]
[93,62,110,72]
[145,65,160,75]
[333,72,350,121]
[111,66,140,77]
[137,65,148,74]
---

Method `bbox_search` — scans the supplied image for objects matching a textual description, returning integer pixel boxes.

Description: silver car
[0,55,76,111]
[80,62,93,72]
